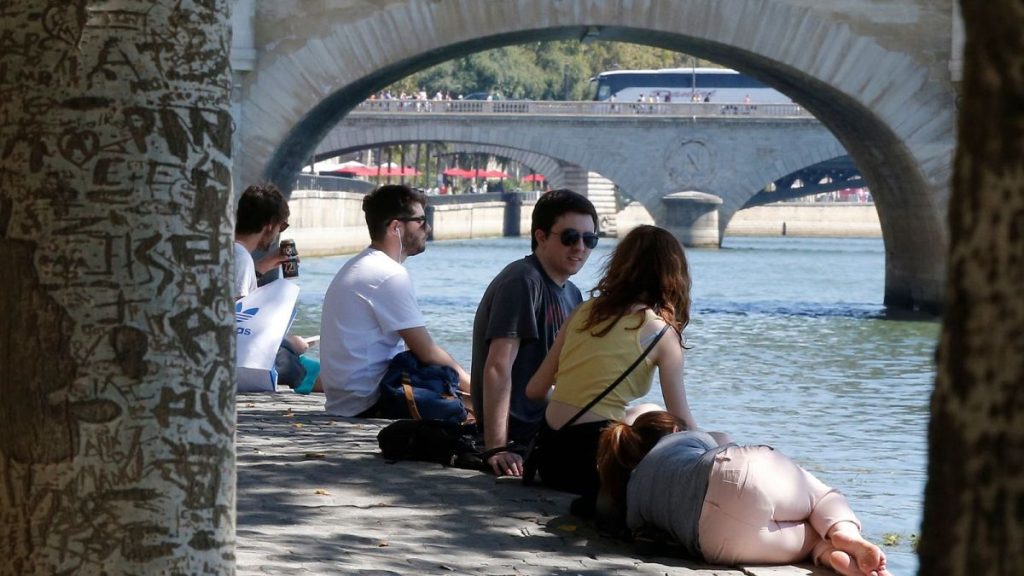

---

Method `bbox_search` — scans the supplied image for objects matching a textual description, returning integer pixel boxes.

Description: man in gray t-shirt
[471,189,598,477]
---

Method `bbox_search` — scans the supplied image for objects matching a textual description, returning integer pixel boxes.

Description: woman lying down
[597,411,895,576]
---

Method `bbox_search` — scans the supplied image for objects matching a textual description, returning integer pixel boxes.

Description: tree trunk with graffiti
[0,1,235,573]
[920,2,1024,575]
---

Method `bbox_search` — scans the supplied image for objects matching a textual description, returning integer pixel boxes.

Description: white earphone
[395,224,404,263]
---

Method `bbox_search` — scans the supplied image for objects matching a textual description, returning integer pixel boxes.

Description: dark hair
[236,184,289,234]
[362,184,427,241]
[530,189,599,251]
[582,225,691,338]
[597,411,686,522]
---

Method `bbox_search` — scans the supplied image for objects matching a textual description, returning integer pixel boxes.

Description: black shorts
[533,419,611,496]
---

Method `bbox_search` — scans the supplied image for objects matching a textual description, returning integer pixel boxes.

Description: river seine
[288,235,936,575]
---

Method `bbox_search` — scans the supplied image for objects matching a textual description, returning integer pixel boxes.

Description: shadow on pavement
[235,394,826,575]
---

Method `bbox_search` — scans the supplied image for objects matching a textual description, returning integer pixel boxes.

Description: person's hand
[487,450,523,477]
[255,252,295,275]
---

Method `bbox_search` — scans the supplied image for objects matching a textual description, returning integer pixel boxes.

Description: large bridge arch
[234,0,956,311]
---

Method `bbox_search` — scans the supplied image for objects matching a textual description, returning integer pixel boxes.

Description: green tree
[392,41,722,101]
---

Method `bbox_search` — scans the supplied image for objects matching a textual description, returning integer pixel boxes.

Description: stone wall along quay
[284,190,536,257]
[726,204,882,238]
[284,191,882,258]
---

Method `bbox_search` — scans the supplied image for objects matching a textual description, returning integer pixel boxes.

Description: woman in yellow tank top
[524,225,703,514]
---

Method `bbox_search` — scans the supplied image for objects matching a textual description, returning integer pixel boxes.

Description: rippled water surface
[289,236,937,575]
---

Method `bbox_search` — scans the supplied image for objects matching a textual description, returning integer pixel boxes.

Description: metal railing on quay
[351,99,811,118]
[291,177,545,203]
[426,190,541,205]
[293,173,375,193]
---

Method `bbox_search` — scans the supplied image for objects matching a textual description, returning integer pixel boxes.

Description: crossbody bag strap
[561,323,671,429]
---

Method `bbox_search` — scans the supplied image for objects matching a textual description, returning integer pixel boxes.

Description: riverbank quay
[724,203,881,238]
[285,190,537,257]
[284,189,882,259]
[236,393,829,575]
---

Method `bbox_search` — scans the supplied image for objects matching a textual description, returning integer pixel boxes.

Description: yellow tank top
[549,300,662,421]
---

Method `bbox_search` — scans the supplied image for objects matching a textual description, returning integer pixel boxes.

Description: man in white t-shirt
[320,184,470,417]
[234,183,310,384]
[234,183,292,298]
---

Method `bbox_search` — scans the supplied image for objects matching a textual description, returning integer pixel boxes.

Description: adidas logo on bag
[235,302,260,322]
[235,302,260,335]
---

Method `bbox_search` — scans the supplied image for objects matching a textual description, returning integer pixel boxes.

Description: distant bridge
[331,100,863,209]
[318,103,848,240]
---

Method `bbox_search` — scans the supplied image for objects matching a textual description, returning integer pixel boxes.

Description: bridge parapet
[352,99,811,119]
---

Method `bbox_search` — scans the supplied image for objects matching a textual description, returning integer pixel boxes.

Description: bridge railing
[352,99,811,118]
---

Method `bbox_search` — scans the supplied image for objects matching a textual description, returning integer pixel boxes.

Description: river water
[288,235,936,575]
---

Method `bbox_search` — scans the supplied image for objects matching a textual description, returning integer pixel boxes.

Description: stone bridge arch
[318,141,574,190]
[233,0,956,311]
[437,144,573,190]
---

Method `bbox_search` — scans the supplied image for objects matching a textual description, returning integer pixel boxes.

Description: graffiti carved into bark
[0,1,236,573]
[920,2,1024,575]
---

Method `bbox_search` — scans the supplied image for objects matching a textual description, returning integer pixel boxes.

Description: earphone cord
[397,226,404,264]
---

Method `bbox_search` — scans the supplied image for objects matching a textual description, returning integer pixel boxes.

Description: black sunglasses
[557,228,599,249]
[398,215,428,227]
[279,221,290,233]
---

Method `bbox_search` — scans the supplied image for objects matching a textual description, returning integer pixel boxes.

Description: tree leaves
[386,41,718,101]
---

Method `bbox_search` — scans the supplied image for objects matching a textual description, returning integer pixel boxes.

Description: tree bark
[920,2,1024,575]
[0,1,235,573]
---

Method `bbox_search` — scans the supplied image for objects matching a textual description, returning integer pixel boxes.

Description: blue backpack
[377,351,468,424]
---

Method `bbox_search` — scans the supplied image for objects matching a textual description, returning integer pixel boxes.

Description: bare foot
[825,549,859,576]
[828,525,893,576]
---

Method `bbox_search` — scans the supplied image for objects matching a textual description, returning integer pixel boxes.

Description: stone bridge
[231,0,960,311]
[315,103,846,243]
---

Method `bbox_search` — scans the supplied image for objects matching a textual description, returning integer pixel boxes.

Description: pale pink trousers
[697,445,860,565]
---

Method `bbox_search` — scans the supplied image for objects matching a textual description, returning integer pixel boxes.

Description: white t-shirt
[320,248,426,416]
[234,241,258,298]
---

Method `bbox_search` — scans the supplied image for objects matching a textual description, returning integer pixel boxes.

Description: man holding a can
[234,183,311,387]
[234,183,295,297]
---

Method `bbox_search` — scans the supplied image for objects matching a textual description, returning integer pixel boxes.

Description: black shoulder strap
[562,323,672,429]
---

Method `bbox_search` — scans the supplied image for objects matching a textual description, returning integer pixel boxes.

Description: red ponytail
[597,411,686,523]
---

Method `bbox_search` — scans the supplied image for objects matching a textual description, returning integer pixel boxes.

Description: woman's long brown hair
[596,411,687,522]
[582,225,691,337]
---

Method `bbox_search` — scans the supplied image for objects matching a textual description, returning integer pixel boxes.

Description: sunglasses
[279,221,290,233]
[398,215,428,227]
[556,228,599,249]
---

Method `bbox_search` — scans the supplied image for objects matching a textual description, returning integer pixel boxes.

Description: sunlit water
[288,236,936,575]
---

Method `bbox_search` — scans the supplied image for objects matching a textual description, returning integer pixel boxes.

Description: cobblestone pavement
[236,393,830,576]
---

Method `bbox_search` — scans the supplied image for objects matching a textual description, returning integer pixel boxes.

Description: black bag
[377,351,468,424]
[377,419,484,469]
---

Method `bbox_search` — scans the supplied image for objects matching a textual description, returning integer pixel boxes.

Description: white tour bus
[591,67,791,104]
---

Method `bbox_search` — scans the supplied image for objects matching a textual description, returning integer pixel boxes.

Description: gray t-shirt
[626,431,729,559]
[470,255,582,443]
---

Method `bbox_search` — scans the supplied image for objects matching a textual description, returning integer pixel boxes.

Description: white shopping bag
[235,278,300,392]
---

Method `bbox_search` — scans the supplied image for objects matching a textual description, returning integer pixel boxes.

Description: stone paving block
[236,394,822,575]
